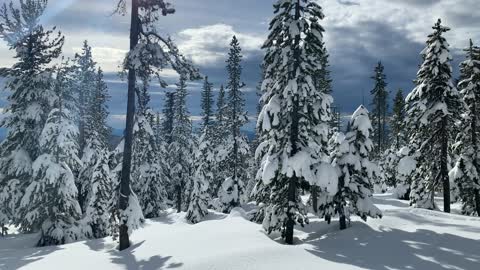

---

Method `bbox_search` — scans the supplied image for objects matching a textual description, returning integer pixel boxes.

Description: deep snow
[1,194,479,270]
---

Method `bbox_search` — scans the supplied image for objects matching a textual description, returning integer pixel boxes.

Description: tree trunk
[285,175,297,245]
[311,185,318,214]
[475,190,480,217]
[285,0,301,246]
[176,183,182,213]
[441,117,450,213]
[119,0,140,251]
[338,205,347,230]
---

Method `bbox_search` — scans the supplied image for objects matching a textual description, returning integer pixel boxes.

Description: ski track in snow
[1,194,479,270]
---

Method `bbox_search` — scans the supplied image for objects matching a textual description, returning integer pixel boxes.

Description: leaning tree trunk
[119,0,140,251]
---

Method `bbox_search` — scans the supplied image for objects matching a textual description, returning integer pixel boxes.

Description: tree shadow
[371,196,410,208]
[0,234,61,270]
[82,237,117,252]
[304,221,480,270]
[389,210,480,234]
[109,241,183,270]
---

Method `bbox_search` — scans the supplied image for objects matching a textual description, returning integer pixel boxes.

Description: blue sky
[1,0,479,132]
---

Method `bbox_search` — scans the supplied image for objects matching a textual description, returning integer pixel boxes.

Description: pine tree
[19,64,83,246]
[330,106,382,229]
[186,76,214,222]
[212,85,229,196]
[450,39,480,216]
[78,68,110,213]
[74,41,97,155]
[114,0,198,250]
[84,139,114,238]
[161,91,176,145]
[370,62,389,156]
[405,19,462,212]
[132,84,168,218]
[391,89,406,148]
[380,89,407,190]
[0,0,64,231]
[169,76,195,213]
[218,36,251,213]
[255,0,336,244]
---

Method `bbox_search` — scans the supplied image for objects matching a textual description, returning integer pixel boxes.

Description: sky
[0,0,479,132]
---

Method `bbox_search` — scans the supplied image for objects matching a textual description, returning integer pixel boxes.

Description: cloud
[177,24,264,66]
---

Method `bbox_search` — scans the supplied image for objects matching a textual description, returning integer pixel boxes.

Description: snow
[2,194,479,270]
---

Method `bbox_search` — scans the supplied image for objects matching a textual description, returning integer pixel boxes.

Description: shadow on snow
[303,221,480,270]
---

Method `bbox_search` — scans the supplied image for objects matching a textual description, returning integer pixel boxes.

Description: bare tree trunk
[311,185,318,214]
[119,0,140,251]
[339,205,347,230]
[176,182,182,213]
[441,117,450,213]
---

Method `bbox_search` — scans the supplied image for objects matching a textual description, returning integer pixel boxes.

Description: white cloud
[320,0,480,50]
[177,24,264,66]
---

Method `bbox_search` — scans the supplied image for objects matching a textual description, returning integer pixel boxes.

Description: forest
[0,1,479,270]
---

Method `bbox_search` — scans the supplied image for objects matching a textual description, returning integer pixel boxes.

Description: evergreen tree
[78,68,110,213]
[370,62,389,155]
[201,76,214,129]
[380,89,407,190]
[161,91,176,145]
[187,76,215,221]
[405,19,462,212]
[74,40,97,154]
[114,0,198,250]
[169,76,195,213]
[255,0,336,244]
[131,84,168,218]
[450,39,480,216]
[212,85,229,196]
[0,0,64,231]
[19,65,83,246]
[84,138,114,238]
[218,36,250,213]
[391,89,406,148]
[330,106,382,229]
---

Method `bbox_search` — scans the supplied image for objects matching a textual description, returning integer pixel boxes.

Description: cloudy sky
[0,0,479,132]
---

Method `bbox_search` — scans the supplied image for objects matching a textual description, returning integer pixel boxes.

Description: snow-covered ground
[1,194,479,270]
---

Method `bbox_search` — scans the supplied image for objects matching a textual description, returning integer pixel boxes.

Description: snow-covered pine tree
[161,91,176,145]
[212,84,229,196]
[370,62,389,156]
[169,75,195,213]
[114,0,198,250]
[256,0,337,244]
[77,68,110,213]
[450,39,480,216]
[74,40,97,155]
[19,62,83,246]
[391,89,406,148]
[380,89,406,189]
[79,68,115,238]
[329,106,342,133]
[217,36,251,213]
[186,77,214,223]
[83,137,113,238]
[330,106,382,230]
[0,0,64,231]
[154,112,162,147]
[405,19,462,212]
[131,82,168,218]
